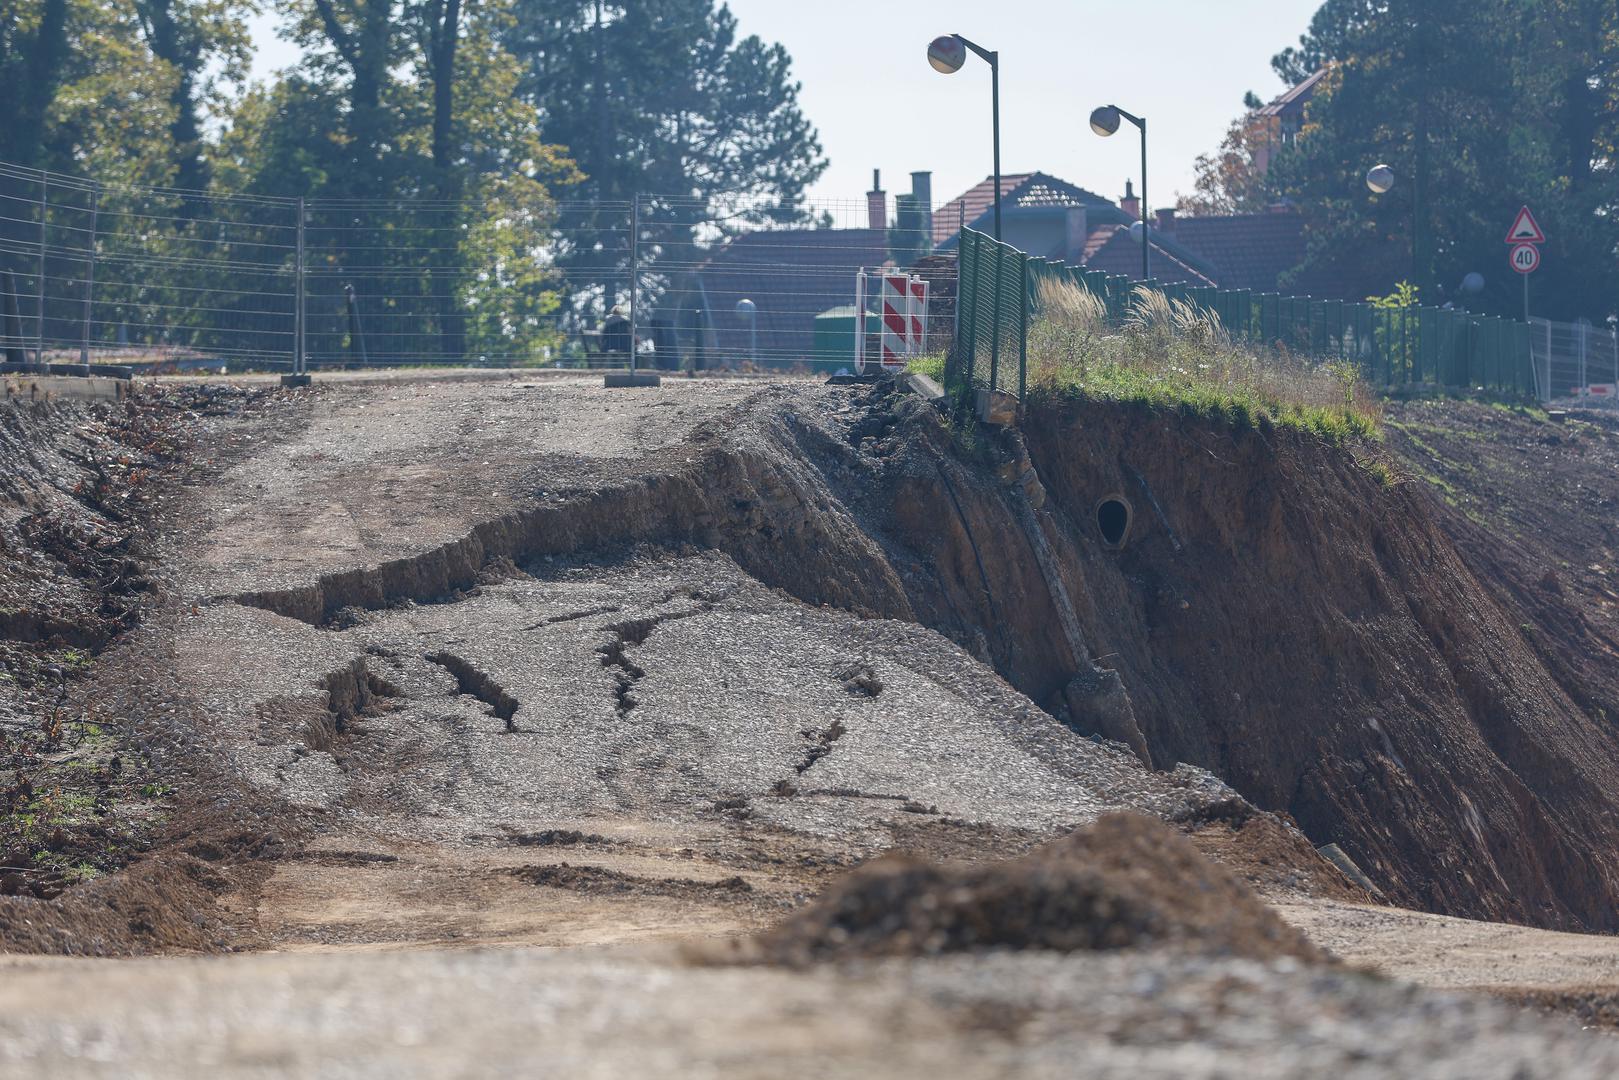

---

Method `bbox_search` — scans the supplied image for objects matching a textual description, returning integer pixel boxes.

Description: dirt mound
[749,813,1324,965]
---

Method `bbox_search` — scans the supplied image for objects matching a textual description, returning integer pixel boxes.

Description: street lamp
[1365,163,1423,291]
[1091,104,1149,280]
[735,298,757,367]
[928,33,1001,241]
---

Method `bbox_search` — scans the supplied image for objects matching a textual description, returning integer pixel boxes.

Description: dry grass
[1026,278,1381,442]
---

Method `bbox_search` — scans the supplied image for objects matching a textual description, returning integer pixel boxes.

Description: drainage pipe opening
[1095,496,1133,548]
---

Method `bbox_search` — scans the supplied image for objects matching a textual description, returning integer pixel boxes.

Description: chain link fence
[949,229,1029,399]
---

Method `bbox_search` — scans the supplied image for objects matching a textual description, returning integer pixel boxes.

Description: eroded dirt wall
[1021,399,1619,931]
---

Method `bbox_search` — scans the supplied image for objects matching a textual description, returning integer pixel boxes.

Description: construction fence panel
[1530,317,1619,405]
[5,158,958,375]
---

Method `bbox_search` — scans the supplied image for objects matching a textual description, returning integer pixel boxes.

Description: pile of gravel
[751,812,1325,965]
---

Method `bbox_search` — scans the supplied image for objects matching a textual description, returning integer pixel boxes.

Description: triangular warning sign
[1505,205,1545,244]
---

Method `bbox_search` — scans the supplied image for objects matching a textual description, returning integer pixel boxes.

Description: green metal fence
[953,227,1537,399]
[950,229,1030,399]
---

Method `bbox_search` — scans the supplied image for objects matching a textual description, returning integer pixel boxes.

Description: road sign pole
[1523,272,1529,323]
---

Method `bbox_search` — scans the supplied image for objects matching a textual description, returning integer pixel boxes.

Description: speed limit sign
[1509,242,1540,275]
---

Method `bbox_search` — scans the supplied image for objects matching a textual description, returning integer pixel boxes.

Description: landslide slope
[220,379,1619,931]
[1016,397,1619,931]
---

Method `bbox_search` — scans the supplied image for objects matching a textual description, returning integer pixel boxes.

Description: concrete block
[603,372,661,388]
[4,375,128,402]
[902,372,945,402]
[281,374,313,388]
[975,388,1019,427]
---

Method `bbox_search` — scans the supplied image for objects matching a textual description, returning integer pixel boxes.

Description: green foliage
[504,0,827,322]
[1366,281,1420,309]
[1264,0,1619,323]
[1026,278,1381,445]
[905,353,945,381]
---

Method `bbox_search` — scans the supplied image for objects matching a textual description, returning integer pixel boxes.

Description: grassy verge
[906,353,946,382]
[1024,280,1381,444]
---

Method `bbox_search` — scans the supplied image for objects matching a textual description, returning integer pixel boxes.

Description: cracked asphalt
[6,371,1619,1076]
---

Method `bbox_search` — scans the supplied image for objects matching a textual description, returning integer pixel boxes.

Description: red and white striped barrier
[909,277,929,358]
[881,273,910,371]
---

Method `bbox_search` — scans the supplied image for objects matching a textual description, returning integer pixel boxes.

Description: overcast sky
[245,0,1324,213]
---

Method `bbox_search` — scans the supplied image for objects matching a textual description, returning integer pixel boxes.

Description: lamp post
[928,34,1001,241]
[1090,105,1148,280]
[1366,163,1424,294]
[735,298,757,367]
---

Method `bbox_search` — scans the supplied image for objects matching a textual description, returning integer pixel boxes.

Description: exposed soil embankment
[228,381,1619,932]
[1021,398,1619,932]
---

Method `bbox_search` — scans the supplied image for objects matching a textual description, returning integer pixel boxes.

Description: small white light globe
[1460,272,1484,295]
[1128,221,1146,244]
[1366,164,1395,194]
[735,298,756,318]
[927,35,966,74]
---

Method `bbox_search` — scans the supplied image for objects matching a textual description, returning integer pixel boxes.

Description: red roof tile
[932,172,1113,248]
[1082,226,1218,287]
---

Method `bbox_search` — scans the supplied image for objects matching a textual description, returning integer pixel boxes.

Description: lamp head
[735,298,756,318]
[927,35,966,74]
[1089,106,1121,137]
[1366,164,1395,194]
[1460,272,1484,295]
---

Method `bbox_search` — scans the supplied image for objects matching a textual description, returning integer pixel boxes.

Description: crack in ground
[596,637,647,716]
[520,605,623,631]
[425,651,522,732]
[594,602,719,717]
[793,718,847,775]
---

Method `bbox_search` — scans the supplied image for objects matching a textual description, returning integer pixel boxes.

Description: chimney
[1119,179,1140,219]
[910,171,933,250]
[1155,207,1176,234]
[1064,206,1089,263]
[867,169,887,231]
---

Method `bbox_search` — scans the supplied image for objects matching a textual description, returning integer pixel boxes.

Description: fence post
[989,240,1002,392]
[344,284,368,365]
[78,185,97,368]
[36,170,47,364]
[1578,318,1588,399]
[629,194,640,375]
[1018,255,1028,401]
[295,197,306,375]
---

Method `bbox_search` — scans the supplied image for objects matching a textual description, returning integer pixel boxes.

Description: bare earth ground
[3,373,1619,1077]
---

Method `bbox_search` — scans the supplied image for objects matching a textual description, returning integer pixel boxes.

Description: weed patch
[1025,279,1381,444]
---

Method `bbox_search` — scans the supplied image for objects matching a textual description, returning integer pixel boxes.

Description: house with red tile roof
[934,170,1362,299]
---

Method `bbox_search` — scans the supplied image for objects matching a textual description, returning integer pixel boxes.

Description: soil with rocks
[745,812,1325,965]
[0,383,302,952]
[4,372,1619,1074]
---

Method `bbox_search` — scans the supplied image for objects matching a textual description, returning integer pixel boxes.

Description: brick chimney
[1119,179,1140,219]
[910,171,933,249]
[1155,207,1176,234]
[1064,206,1089,262]
[867,169,886,231]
